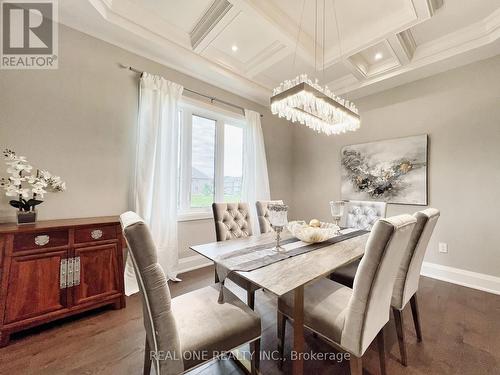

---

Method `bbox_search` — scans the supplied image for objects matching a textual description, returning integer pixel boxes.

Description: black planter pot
[17,211,37,225]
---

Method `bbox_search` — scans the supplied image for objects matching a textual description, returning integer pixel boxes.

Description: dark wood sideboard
[0,216,126,347]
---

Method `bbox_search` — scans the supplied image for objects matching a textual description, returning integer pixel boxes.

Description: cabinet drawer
[13,230,69,252]
[75,225,117,244]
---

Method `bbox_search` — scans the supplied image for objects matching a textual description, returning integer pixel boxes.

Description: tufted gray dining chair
[212,202,259,309]
[278,214,417,375]
[342,200,387,231]
[331,208,440,366]
[120,211,261,375]
[255,200,284,234]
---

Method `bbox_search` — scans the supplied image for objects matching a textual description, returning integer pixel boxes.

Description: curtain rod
[120,64,263,118]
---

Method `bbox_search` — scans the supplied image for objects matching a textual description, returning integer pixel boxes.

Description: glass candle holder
[329,200,345,234]
[268,203,288,252]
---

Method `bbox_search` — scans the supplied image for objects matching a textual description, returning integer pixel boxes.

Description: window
[191,115,216,208]
[223,124,243,202]
[178,100,245,220]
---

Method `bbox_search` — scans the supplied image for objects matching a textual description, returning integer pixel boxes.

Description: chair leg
[349,355,362,375]
[376,328,387,375]
[277,311,286,369]
[214,269,219,283]
[143,337,152,375]
[247,290,255,310]
[392,307,408,366]
[250,338,260,375]
[410,294,423,342]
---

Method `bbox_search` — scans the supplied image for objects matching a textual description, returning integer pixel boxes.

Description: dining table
[190,229,370,375]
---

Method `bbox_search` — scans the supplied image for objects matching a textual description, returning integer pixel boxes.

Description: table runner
[216,228,368,303]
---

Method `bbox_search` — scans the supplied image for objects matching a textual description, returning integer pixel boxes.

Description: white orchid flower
[34,180,48,188]
[32,186,46,197]
[17,163,33,172]
[5,189,18,197]
[9,176,25,185]
[39,170,52,179]
[19,188,30,198]
[5,186,28,197]
[7,167,19,174]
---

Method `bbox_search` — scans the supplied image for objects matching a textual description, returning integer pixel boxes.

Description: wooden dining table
[190,230,369,375]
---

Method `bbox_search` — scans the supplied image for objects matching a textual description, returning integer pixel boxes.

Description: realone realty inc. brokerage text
[150,350,351,362]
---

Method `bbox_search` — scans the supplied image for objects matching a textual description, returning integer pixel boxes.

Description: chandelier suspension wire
[314,0,317,74]
[292,0,306,77]
[322,0,326,82]
[332,0,343,59]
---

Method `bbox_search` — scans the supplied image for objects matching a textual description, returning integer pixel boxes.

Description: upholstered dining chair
[329,200,387,287]
[331,208,440,366]
[212,202,260,309]
[255,200,283,234]
[342,200,387,230]
[278,214,417,375]
[120,211,261,375]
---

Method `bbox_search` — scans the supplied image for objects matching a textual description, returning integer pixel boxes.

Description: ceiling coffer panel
[190,0,233,50]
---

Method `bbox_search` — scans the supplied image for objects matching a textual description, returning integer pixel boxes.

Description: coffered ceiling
[59,0,500,105]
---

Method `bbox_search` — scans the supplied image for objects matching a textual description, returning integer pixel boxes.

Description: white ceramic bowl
[287,220,339,243]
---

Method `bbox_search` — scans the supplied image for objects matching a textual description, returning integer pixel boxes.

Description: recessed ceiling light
[231,45,238,52]
[374,52,383,61]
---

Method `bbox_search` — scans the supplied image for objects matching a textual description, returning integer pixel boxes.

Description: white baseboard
[178,254,212,274]
[421,262,500,295]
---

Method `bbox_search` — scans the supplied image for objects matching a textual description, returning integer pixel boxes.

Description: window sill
[177,211,213,222]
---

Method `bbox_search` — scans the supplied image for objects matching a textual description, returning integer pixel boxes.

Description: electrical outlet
[438,242,448,253]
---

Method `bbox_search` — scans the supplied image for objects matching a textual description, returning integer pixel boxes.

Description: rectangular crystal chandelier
[270,0,360,136]
[271,74,360,136]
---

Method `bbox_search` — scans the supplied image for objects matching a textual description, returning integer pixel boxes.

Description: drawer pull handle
[60,259,67,289]
[91,229,103,240]
[35,235,50,246]
[74,257,81,286]
[67,258,74,287]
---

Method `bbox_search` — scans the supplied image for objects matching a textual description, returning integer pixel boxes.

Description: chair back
[343,200,387,230]
[392,208,440,309]
[256,200,284,234]
[212,202,253,241]
[341,214,416,357]
[120,211,184,374]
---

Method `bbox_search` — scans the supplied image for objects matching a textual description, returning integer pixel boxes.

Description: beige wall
[0,25,294,259]
[291,55,500,277]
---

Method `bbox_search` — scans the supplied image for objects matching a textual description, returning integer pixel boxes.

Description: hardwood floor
[0,266,499,375]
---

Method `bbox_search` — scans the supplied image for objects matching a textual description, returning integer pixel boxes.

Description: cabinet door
[73,244,120,306]
[5,250,68,324]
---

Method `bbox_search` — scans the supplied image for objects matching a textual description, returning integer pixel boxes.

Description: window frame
[177,98,245,222]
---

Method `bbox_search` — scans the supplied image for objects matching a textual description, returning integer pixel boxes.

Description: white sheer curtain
[124,73,183,295]
[242,109,271,231]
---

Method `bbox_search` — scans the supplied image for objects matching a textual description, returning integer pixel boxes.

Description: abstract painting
[341,135,428,205]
